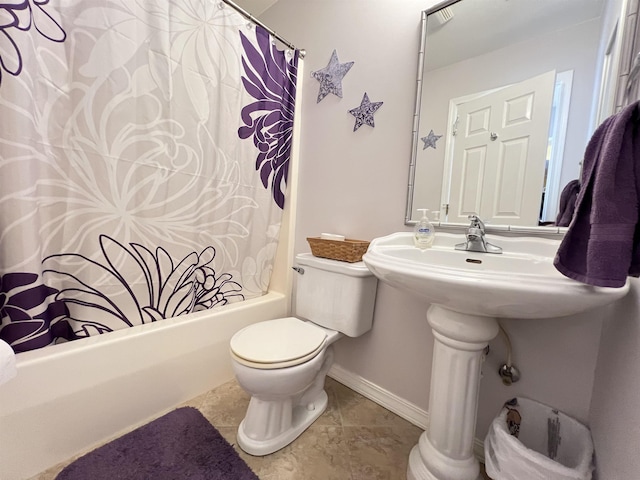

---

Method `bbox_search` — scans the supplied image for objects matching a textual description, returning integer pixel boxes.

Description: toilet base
[237,389,329,456]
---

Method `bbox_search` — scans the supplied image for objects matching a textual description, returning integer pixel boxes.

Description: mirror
[406,0,610,230]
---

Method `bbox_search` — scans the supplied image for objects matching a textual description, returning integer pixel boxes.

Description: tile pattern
[31,377,491,479]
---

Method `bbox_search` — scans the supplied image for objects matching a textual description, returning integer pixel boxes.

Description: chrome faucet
[455,215,502,254]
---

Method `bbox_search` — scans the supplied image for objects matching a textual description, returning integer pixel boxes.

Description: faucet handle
[467,214,486,233]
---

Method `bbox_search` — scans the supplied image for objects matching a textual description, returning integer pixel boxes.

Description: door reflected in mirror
[406,0,612,229]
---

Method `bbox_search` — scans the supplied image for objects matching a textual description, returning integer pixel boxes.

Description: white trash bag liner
[484,397,594,480]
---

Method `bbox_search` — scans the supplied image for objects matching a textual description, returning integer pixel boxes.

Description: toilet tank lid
[295,253,373,277]
[230,317,327,364]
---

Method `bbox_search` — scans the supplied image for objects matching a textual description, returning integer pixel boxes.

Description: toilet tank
[294,253,378,337]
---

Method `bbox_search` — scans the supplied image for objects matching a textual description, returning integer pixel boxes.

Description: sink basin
[363,231,629,319]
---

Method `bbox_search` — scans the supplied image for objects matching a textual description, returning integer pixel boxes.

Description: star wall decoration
[421,130,442,149]
[348,93,383,132]
[311,50,354,103]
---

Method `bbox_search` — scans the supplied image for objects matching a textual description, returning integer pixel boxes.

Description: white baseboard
[328,364,485,462]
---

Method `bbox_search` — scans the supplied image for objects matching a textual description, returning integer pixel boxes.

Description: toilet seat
[230,317,328,370]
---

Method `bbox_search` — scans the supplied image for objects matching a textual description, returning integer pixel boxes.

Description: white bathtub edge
[0,291,288,480]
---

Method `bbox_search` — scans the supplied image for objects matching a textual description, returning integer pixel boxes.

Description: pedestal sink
[362,232,629,480]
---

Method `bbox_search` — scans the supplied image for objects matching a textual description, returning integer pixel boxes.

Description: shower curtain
[0,0,300,353]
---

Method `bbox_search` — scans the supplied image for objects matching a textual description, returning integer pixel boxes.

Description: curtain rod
[220,0,305,58]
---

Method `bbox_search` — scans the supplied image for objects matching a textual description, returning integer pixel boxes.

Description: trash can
[484,397,594,480]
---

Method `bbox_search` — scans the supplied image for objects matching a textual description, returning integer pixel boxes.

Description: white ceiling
[231,0,606,72]
[232,0,278,16]
[425,0,606,70]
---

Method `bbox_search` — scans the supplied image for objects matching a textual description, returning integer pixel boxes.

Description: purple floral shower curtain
[0,0,299,353]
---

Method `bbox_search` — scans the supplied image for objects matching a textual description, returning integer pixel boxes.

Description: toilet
[229,253,378,456]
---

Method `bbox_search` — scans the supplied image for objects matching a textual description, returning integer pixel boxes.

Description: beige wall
[260,0,613,443]
[589,280,640,479]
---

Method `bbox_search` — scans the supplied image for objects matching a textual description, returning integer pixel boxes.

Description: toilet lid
[230,317,328,365]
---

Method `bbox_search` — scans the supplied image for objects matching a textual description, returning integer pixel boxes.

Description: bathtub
[0,287,291,479]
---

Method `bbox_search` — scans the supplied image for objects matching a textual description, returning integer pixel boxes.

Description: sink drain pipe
[497,322,520,386]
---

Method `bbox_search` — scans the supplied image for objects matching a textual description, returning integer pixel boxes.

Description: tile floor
[31,377,490,479]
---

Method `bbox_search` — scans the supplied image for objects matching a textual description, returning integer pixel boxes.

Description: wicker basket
[307,237,370,263]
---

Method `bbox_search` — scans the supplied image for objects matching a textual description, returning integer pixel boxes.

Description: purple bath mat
[56,407,258,480]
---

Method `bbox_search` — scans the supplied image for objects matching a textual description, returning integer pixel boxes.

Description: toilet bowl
[229,253,378,456]
[231,318,341,455]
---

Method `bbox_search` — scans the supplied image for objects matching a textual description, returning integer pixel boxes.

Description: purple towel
[555,179,580,227]
[554,101,640,288]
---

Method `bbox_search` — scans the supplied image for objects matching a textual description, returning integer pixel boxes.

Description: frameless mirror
[406,0,608,230]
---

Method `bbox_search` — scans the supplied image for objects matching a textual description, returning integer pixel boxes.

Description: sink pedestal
[408,305,499,480]
[363,232,630,478]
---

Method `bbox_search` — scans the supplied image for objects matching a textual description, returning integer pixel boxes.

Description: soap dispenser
[414,208,435,249]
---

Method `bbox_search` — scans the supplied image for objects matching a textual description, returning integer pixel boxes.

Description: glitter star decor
[421,130,442,149]
[348,93,383,132]
[311,50,354,103]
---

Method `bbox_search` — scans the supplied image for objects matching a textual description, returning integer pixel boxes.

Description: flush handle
[292,266,305,274]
